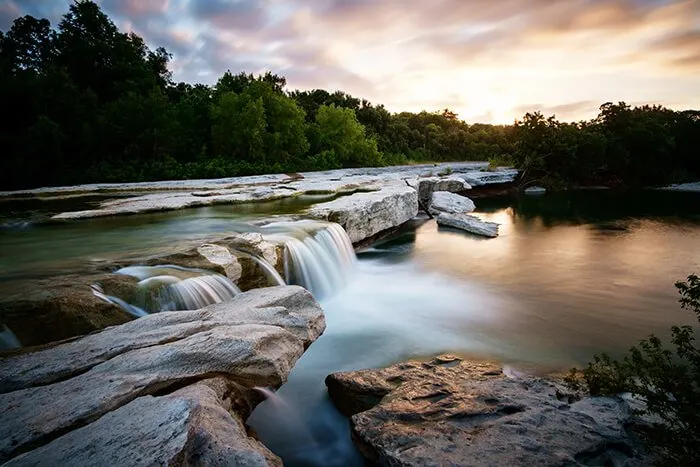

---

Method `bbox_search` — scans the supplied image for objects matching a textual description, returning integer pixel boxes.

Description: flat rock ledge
[0,285,325,466]
[307,185,418,244]
[326,355,653,467]
[437,212,499,238]
[428,191,476,216]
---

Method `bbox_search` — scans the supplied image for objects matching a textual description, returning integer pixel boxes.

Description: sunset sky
[1,0,698,123]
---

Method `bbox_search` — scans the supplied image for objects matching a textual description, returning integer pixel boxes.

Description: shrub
[565,275,700,465]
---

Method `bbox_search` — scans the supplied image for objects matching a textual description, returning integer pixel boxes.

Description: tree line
[0,1,698,190]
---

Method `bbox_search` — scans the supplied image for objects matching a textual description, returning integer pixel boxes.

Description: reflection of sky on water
[251,192,700,466]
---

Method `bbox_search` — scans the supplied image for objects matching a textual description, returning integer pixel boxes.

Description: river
[2,189,699,465]
[248,189,700,466]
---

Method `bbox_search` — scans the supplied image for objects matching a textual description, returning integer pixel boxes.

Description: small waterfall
[249,387,328,466]
[262,221,356,300]
[113,265,240,313]
[0,324,21,351]
[234,251,286,287]
[91,284,148,318]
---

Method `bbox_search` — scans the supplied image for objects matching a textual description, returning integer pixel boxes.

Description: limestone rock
[417,177,471,206]
[428,191,476,216]
[459,168,519,186]
[0,286,324,393]
[524,186,547,195]
[326,355,653,467]
[0,286,325,463]
[197,243,243,281]
[5,378,281,467]
[307,185,418,244]
[437,212,499,238]
[0,274,138,347]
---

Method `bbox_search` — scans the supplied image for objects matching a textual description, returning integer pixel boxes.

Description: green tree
[314,104,382,168]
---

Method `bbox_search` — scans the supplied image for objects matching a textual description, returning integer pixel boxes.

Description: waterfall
[0,324,21,351]
[91,284,148,318]
[262,221,356,300]
[234,251,286,287]
[112,265,240,313]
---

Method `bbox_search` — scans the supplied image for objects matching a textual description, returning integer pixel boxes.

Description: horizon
[1,0,698,124]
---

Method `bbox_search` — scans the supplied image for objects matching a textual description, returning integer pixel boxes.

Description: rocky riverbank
[0,286,324,465]
[326,355,654,466]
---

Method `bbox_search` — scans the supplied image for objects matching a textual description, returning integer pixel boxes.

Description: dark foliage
[0,1,698,189]
[565,275,700,465]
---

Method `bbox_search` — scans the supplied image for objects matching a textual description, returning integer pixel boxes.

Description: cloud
[0,0,698,121]
[189,0,267,30]
[514,101,602,121]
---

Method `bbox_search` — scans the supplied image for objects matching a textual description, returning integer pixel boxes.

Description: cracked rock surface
[0,285,325,466]
[326,355,653,467]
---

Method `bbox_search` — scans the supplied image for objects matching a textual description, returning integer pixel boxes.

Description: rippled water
[249,190,700,466]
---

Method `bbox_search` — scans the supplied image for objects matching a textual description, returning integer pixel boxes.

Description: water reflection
[250,190,700,466]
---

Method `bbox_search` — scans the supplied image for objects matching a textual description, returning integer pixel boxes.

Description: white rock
[5,378,281,467]
[437,213,499,238]
[428,191,476,216]
[418,177,471,205]
[524,186,547,195]
[458,168,519,186]
[657,182,700,192]
[0,286,325,463]
[307,185,418,244]
[197,244,242,281]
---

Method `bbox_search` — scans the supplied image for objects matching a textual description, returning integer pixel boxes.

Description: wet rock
[0,286,324,393]
[307,185,418,244]
[137,233,285,291]
[437,212,499,238]
[0,274,138,347]
[428,191,476,216]
[326,355,653,467]
[524,186,547,195]
[4,377,281,467]
[0,286,324,464]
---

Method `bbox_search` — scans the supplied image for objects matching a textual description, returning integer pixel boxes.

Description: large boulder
[326,355,653,467]
[4,378,280,467]
[417,177,471,206]
[0,274,138,347]
[458,168,519,186]
[0,286,325,465]
[307,185,418,244]
[437,212,499,238]
[428,191,476,216]
[139,234,285,292]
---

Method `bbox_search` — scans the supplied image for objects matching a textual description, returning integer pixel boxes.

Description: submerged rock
[428,191,476,216]
[307,185,418,244]
[524,186,547,195]
[326,355,653,467]
[437,212,499,238]
[0,285,324,465]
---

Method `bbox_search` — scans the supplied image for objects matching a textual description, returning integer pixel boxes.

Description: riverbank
[0,286,324,465]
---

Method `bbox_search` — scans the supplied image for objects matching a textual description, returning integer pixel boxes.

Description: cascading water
[118,265,241,312]
[91,284,148,318]
[262,221,356,300]
[0,324,21,351]
[233,250,286,287]
[92,265,240,316]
